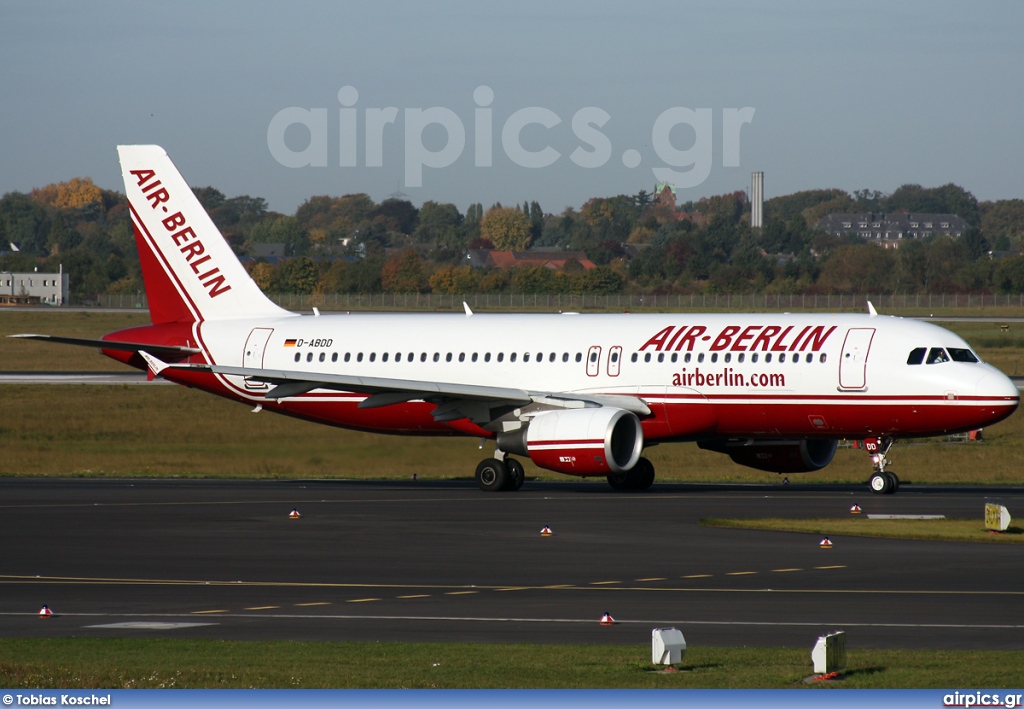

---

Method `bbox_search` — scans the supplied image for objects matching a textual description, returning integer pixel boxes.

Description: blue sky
[1,1,1022,215]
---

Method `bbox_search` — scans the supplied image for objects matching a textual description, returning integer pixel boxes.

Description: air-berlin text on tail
[129,168,232,298]
[640,324,837,353]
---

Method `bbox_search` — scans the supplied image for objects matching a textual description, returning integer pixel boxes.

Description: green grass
[2,638,1023,688]
[0,383,1022,484]
[701,517,1024,544]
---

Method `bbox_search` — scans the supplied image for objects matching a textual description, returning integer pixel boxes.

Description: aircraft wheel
[885,472,900,494]
[505,458,525,491]
[475,458,509,492]
[632,457,656,491]
[606,471,631,490]
[869,472,890,494]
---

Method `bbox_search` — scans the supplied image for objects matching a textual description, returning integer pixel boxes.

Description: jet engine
[698,438,838,473]
[497,407,643,475]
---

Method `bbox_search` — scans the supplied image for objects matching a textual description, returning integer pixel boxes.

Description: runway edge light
[850,504,862,514]
[599,612,616,626]
[540,525,553,536]
[289,509,301,519]
[820,537,833,549]
[38,605,53,618]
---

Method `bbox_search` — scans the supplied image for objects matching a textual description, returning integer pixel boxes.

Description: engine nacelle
[699,438,839,473]
[498,407,643,476]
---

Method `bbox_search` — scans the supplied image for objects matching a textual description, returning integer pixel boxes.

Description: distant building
[751,171,764,228]
[0,268,69,305]
[654,182,676,209]
[814,212,969,249]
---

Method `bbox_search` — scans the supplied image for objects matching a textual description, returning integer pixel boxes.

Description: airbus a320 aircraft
[13,146,1020,494]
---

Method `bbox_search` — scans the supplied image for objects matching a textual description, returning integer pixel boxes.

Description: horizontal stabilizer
[9,334,201,357]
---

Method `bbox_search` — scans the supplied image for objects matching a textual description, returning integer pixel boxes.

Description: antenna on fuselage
[464,302,473,317]
[867,301,878,318]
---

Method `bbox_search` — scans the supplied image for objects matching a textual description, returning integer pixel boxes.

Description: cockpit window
[947,348,979,363]
[926,347,950,364]
[907,347,926,365]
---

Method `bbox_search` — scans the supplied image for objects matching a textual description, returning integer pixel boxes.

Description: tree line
[2,175,1024,303]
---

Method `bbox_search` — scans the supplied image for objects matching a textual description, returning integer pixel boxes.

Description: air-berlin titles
[639,324,837,353]
[130,168,232,299]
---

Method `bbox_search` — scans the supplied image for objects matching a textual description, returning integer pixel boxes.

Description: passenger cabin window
[510,352,517,362]
[332,353,338,362]
[575,353,583,362]
[926,348,949,364]
[631,353,638,363]
[907,347,926,365]
[948,348,979,363]
[294,353,301,362]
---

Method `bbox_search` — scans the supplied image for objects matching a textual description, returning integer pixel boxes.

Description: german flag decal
[284,339,297,347]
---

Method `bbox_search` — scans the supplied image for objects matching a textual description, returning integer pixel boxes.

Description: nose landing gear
[865,436,899,494]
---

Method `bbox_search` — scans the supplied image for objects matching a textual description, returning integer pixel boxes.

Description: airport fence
[94,292,1024,313]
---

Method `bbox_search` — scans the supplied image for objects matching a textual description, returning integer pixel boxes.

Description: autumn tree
[31,177,103,210]
[480,206,532,251]
[381,248,427,292]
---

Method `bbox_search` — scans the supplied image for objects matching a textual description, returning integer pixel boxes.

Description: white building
[0,267,69,305]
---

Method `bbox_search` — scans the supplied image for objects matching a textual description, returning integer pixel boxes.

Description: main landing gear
[606,457,656,491]
[473,455,656,492]
[864,436,900,494]
[474,456,525,492]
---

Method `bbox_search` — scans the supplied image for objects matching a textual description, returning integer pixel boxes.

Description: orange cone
[289,509,301,519]
[38,605,53,618]
[850,504,862,514]
[820,537,833,549]
[540,526,553,536]
[599,612,616,626]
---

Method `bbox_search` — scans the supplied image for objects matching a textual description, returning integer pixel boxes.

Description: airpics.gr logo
[267,85,755,188]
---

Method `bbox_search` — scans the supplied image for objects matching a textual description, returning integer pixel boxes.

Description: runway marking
[635,577,666,582]
[726,572,757,576]
[772,568,803,572]
[191,609,229,614]
[445,591,478,595]
[682,574,712,579]
[815,565,847,570]
[245,605,280,610]
[397,594,430,599]
[295,602,330,607]
[494,588,527,592]
[346,598,381,603]
[5,574,1021,596]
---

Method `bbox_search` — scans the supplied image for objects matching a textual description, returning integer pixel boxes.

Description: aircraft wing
[8,334,202,358]
[147,358,650,425]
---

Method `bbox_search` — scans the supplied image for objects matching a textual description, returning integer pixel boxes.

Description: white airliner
[13,146,1020,494]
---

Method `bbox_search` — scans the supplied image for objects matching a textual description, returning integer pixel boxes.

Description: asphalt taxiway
[2,478,1023,650]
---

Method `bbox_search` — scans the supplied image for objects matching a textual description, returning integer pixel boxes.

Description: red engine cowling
[499,408,643,476]
[699,439,838,473]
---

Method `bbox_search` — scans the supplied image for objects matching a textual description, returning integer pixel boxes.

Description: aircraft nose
[976,369,1021,404]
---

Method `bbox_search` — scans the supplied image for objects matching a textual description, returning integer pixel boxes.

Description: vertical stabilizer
[117,145,291,324]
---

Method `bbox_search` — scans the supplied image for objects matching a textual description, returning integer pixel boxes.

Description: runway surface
[2,478,1023,650]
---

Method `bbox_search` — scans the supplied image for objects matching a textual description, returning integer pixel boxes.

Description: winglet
[463,301,473,317]
[138,350,170,379]
[867,301,878,318]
